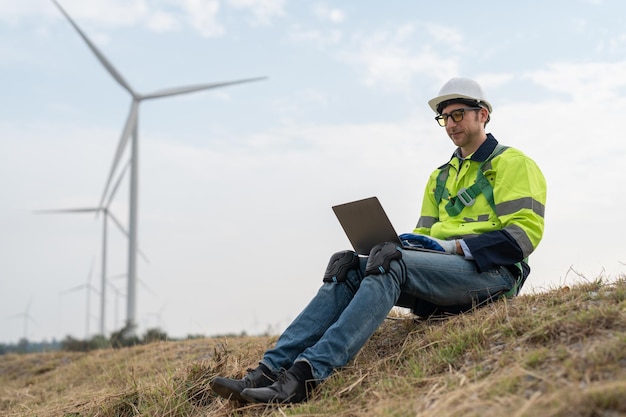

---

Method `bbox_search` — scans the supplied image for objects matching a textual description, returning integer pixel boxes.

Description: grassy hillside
[2,277,625,417]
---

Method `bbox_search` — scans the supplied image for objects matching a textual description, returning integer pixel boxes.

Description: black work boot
[240,361,316,404]
[210,363,277,403]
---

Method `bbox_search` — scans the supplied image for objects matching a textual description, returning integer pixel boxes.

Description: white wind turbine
[61,260,100,339]
[107,281,125,331]
[8,297,37,341]
[52,0,267,335]
[35,161,147,336]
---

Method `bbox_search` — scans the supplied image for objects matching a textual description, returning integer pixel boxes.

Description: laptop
[332,196,445,255]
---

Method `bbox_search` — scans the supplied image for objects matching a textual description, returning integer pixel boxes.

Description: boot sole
[240,389,298,404]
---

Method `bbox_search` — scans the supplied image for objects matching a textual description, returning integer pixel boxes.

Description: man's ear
[480,108,490,125]
[480,108,489,123]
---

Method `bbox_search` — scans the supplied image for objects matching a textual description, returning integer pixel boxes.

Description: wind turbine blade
[107,280,122,291]
[108,211,150,263]
[51,0,136,96]
[138,279,157,296]
[62,284,87,294]
[98,101,138,208]
[105,159,131,209]
[34,208,100,214]
[142,77,268,100]
[108,211,127,237]
[108,273,126,280]
[137,248,150,264]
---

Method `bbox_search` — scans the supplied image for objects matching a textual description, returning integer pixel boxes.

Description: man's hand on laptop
[398,233,458,254]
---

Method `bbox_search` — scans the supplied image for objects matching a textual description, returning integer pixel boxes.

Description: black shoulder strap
[434,144,508,216]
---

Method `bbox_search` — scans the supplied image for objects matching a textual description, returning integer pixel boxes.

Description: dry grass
[1,277,625,417]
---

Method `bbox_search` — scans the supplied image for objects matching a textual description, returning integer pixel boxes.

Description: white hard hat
[428,77,493,114]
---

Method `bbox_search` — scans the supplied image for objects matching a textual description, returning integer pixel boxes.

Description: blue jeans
[261,249,516,380]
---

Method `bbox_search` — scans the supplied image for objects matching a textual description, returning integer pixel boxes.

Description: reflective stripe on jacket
[413,134,547,274]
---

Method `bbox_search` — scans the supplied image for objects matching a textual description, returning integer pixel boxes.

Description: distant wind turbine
[35,160,148,337]
[52,0,266,336]
[107,281,125,330]
[145,303,168,330]
[61,260,100,339]
[8,297,37,341]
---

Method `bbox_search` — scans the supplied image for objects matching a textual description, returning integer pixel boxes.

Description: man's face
[440,102,487,149]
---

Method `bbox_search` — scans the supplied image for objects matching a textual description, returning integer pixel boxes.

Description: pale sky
[1,0,625,344]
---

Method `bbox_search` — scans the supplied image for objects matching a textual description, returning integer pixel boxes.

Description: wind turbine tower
[35,161,134,336]
[52,0,266,336]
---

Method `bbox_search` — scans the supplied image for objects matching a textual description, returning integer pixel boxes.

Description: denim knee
[342,267,364,294]
[360,259,405,298]
[386,258,407,287]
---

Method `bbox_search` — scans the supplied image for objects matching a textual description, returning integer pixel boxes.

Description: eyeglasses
[435,107,482,127]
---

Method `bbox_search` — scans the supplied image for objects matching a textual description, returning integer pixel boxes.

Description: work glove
[399,233,457,254]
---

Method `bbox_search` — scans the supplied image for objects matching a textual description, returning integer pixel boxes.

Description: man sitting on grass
[210,77,547,404]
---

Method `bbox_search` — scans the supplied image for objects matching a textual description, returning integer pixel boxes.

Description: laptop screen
[332,196,401,255]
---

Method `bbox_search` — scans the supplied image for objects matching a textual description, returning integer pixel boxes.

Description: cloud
[179,0,224,37]
[0,0,285,38]
[423,22,464,46]
[145,10,180,32]
[227,0,286,25]
[0,0,154,28]
[475,73,515,91]
[570,17,588,33]
[339,24,458,91]
[525,61,626,102]
[0,0,59,23]
[596,32,626,55]
[287,26,343,49]
[313,3,346,23]
[269,88,331,124]
[56,0,150,27]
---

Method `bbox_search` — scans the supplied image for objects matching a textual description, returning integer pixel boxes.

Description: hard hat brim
[428,93,493,114]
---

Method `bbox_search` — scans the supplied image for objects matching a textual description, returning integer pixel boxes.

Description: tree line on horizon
[0,326,253,355]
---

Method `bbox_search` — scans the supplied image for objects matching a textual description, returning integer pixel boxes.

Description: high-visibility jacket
[413,134,546,281]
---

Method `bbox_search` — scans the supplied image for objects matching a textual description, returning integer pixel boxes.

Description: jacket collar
[451,133,498,163]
